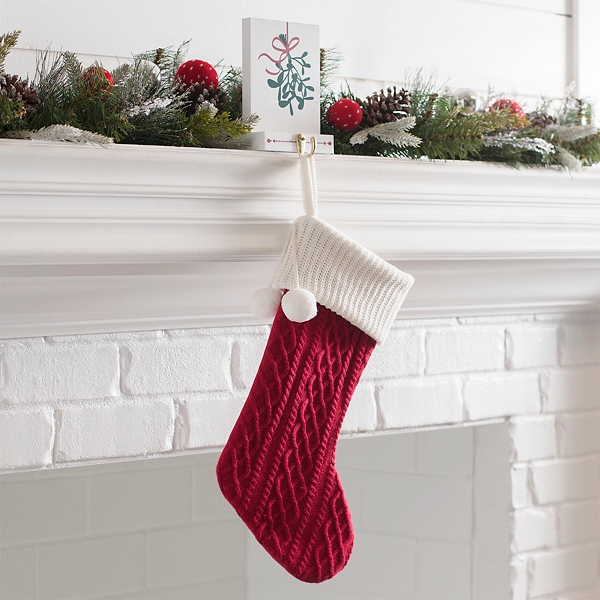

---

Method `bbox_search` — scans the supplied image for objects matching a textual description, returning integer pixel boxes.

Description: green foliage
[476,143,548,168]
[557,94,594,127]
[219,67,243,120]
[320,47,341,100]
[566,132,600,166]
[113,59,163,107]
[184,109,253,147]
[1,35,255,148]
[0,95,27,133]
[122,105,187,146]
[0,30,20,73]
[412,107,521,161]
[0,30,29,134]
[322,75,522,162]
[405,79,521,161]
[319,66,599,169]
[29,51,132,141]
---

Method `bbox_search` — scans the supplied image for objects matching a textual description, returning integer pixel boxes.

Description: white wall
[1,0,586,109]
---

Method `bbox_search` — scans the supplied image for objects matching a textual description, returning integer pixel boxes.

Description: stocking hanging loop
[299,153,318,218]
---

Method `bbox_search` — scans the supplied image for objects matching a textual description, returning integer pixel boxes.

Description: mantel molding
[1,140,599,338]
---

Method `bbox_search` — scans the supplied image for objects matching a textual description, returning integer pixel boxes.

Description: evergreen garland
[1,31,599,170]
[320,64,599,169]
[0,32,254,148]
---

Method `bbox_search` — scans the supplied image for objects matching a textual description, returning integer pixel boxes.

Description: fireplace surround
[0,140,599,599]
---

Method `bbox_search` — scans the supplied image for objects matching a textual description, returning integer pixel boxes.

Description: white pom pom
[281,288,318,323]
[250,287,283,319]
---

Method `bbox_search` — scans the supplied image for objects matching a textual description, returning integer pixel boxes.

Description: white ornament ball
[137,59,162,95]
[250,287,283,319]
[281,288,318,323]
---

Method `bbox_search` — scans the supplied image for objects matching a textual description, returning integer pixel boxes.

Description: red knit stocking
[216,300,376,583]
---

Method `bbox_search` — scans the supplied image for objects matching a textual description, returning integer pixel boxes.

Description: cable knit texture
[273,215,414,344]
[216,300,376,583]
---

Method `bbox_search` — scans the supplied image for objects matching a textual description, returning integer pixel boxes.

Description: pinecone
[526,111,556,128]
[358,86,411,127]
[175,81,228,117]
[0,74,40,113]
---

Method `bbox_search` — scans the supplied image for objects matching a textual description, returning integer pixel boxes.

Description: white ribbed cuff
[272,216,414,344]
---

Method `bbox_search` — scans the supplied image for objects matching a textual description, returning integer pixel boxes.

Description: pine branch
[554,147,582,171]
[564,131,600,166]
[4,124,113,145]
[29,50,132,141]
[219,66,243,119]
[476,144,548,167]
[397,76,520,160]
[405,69,443,125]
[0,30,20,73]
[350,117,421,147]
[482,132,555,156]
[122,105,187,146]
[409,104,520,161]
[0,95,28,133]
[114,58,163,107]
[555,91,594,126]
[320,47,341,99]
[184,108,254,147]
[541,124,598,143]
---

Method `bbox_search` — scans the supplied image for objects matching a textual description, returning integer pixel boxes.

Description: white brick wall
[527,545,599,599]
[425,326,505,374]
[0,312,598,599]
[378,376,463,429]
[1,314,597,471]
[505,317,600,600]
[509,415,557,462]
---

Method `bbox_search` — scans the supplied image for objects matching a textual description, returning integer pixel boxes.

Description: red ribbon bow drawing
[258,22,300,76]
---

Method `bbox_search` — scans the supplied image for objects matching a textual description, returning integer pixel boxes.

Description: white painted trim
[1,140,599,338]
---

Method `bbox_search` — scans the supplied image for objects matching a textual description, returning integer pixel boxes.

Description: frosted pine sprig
[482,132,555,156]
[541,124,598,143]
[5,125,113,145]
[128,97,173,117]
[555,147,582,171]
[350,117,421,147]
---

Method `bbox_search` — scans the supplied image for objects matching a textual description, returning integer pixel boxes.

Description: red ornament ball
[326,98,363,131]
[175,59,218,90]
[83,66,114,87]
[489,98,527,125]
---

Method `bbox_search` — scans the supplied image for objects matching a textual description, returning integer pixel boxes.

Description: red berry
[489,99,527,125]
[326,98,363,132]
[83,66,114,87]
[175,60,218,90]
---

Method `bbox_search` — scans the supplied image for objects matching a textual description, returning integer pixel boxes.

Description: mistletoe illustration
[258,23,314,115]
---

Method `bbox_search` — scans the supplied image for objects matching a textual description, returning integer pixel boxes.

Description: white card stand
[242,18,334,154]
[246,131,333,154]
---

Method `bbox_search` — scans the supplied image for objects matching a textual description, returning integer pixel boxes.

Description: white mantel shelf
[1,140,599,338]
